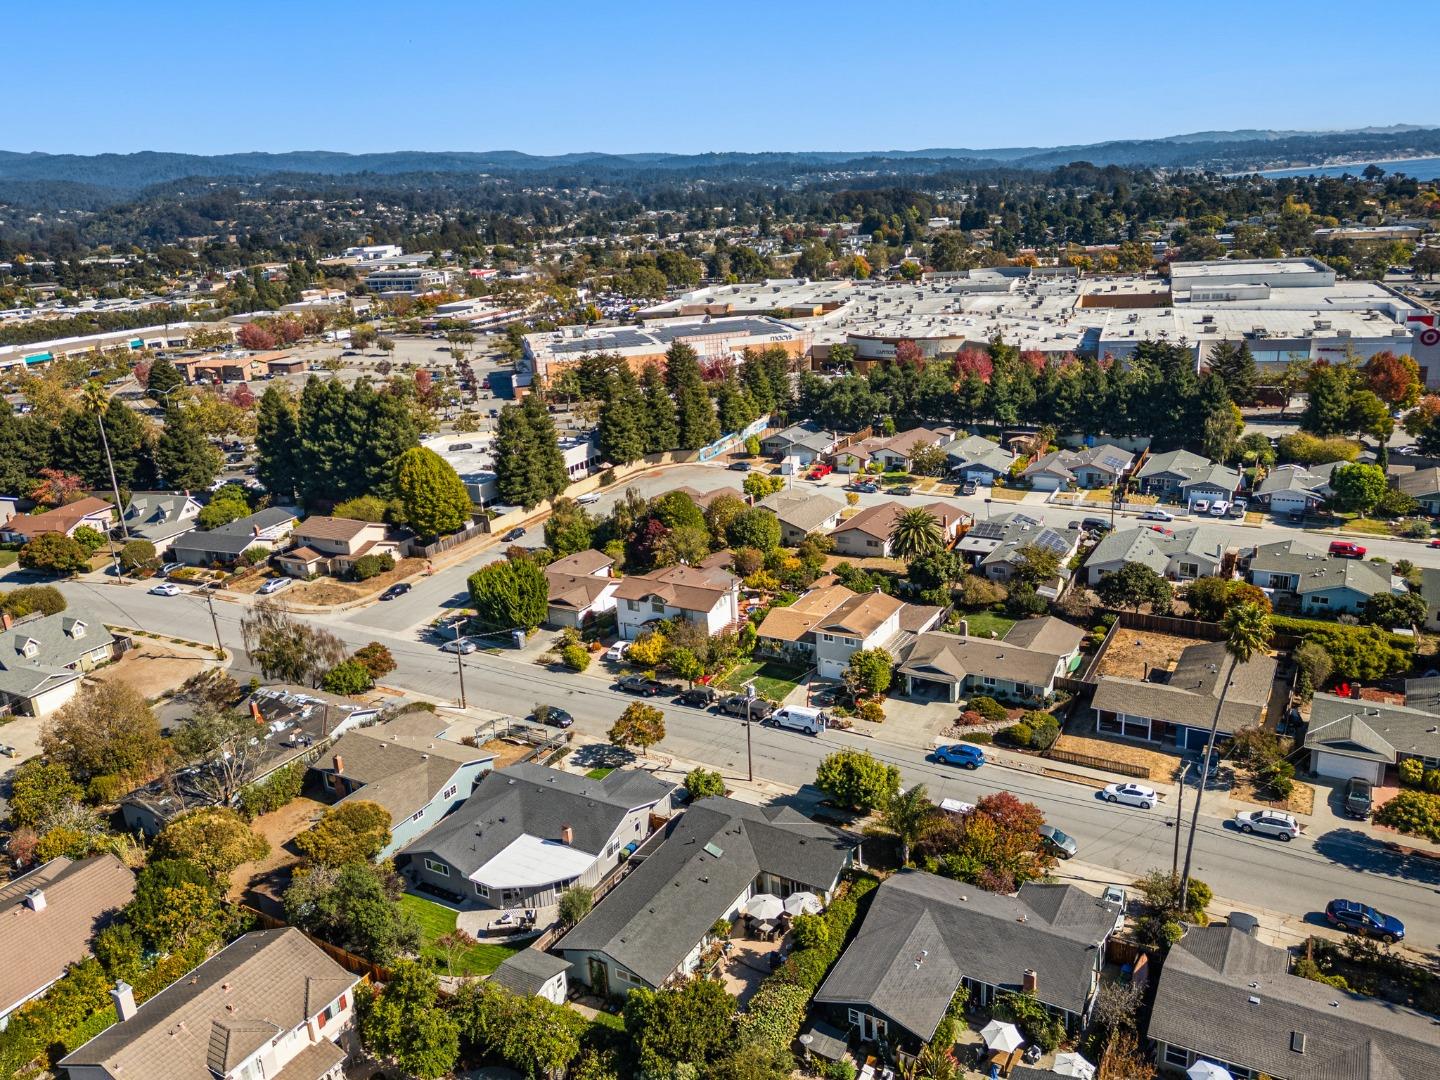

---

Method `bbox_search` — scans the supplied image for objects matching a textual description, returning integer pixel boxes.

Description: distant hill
[1,126,1437,191]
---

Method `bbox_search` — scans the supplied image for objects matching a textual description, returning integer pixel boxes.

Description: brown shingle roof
[62,928,358,1080]
[816,591,906,639]
[756,583,857,643]
[314,724,491,822]
[831,500,967,542]
[0,855,135,1017]
[4,496,113,538]
[546,549,613,577]
[291,516,374,542]
[612,564,738,612]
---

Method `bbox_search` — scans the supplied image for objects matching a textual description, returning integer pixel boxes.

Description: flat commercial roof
[469,834,596,889]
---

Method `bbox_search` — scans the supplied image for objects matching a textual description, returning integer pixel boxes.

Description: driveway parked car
[1343,776,1373,819]
[439,638,478,654]
[148,582,182,596]
[890,484,914,496]
[1039,824,1077,860]
[1325,899,1404,942]
[676,686,719,708]
[1102,782,1158,809]
[716,695,774,720]
[1234,809,1300,840]
[617,674,668,697]
[1081,517,1112,534]
[932,743,986,769]
[960,480,978,495]
[379,583,411,601]
[257,577,291,595]
[604,641,630,662]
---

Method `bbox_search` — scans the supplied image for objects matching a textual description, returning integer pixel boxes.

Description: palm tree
[81,381,130,540]
[881,784,933,866]
[889,507,943,560]
[1179,602,1272,909]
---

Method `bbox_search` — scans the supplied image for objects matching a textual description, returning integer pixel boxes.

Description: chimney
[24,888,46,912]
[561,825,573,845]
[0,611,11,631]
[112,981,138,1022]
[249,700,264,726]
[333,755,344,775]
[1022,969,1038,995]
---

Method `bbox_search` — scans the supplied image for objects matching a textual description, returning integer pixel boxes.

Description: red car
[807,463,833,480]
[1428,539,1440,549]
[1328,541,1367,559]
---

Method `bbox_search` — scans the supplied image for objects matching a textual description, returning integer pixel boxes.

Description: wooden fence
[403,521,490,559]
[1043,747,1151,779]
[238,904,393,983]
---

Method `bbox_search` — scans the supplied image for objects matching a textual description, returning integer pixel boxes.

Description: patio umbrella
[1052,1051,1096,1079]
[1187,1063,1233,1080]
[744,893,784,920]
[979,1019,1025,1054]
[783,891,822,916]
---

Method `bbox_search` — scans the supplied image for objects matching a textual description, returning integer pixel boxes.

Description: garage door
[818,656,847,681]
[1312,751,1383,786]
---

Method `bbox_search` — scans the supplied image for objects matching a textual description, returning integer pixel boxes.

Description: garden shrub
[1004,722,1035,748]
[561,644,591,671]
[1424,768,1440,794]
[1373,790,1440,843]
[1023,710,1059,750]
[1398,758,1424,787]
[352,553,395,581]
[969,696,1007,723]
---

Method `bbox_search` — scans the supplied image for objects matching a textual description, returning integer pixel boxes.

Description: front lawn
[717,659,808,701]
[957,609,1016,640]
[398,893,523,976]
[585,766,615,780]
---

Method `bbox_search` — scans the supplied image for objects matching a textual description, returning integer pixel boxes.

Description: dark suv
[676,685,719,708]
[1342,776,1373,819]
[716,695,774,720]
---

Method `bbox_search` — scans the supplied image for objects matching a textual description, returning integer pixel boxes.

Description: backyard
[955,609,1016,640]
[398,893,523,976]
[717,659,808,702]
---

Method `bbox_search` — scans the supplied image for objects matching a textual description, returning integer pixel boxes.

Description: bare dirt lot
[229,795,328,913]
[88,638,217,700]
[1052,730,1183,781]
[1094,628,1209,681]
[1230,773,1316,816]
[286,557,425,607]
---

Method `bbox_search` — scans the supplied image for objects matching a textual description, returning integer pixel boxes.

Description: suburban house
[0,496,114,544]
[122,685,380,838]
[1135,450,1241,508]
[490,949,571,1005]
[1302,690,1440,786]
[0,855,135,1029]
[1254,462,1340,516]
[761,423,838,465]
[897,617,1084,703]
[171,506,298,567]
[557,796,860,997]
[1023,444,1134,491]
[829,501,969,560]
[274,516,400,578]
[1423,566,1440,631]
[1086,525,1227,585]
[841,425,957,472]
[400,764,675,912]
[118,492,203,551]
[813,590,906,681]
[310,712,495,857]
[757,580,944,669]
[756,490,846,545]
[0,609,118,717]
[1391,465,1440,515]
[1149,923,1440,1078]
[544,549,620,629]
[1244,540,1400,615]
[0,495,16,529]
[756,582,859,662]
[956,513,1081,593]
[943,433,1016,484]
[815,870,1117,1050]
[1090,640,1277,751]
[61,928,361,1080]
[614,564,740,640]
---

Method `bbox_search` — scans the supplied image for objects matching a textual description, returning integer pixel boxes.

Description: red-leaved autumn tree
[1364,351,1421,409]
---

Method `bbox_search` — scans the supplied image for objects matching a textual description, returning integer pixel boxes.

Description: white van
[768,706,826,735]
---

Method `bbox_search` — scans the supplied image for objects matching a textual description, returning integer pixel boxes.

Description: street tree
[609,702,666,757]
[393,446,472,538]
[814,748,901,811]
[1329,462,1389,514]
[241,598,349,686]
[844,647,894,698]
[684,767,726,799]
[467,556,548,630]
[18,533,90,575]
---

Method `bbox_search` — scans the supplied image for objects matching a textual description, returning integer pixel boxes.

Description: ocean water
[1257,156,1440,181]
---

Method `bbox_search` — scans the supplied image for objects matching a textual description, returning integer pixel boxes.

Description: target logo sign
[1421,328,1440,348]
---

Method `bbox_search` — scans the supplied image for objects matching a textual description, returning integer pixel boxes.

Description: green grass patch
[988,486,1031,501]
[717,659,808,701]
[398,893,523,976]
[1342,518,1395,536]
[585,766,615,780]
[0,550,16,568]
[957,610,1016,640]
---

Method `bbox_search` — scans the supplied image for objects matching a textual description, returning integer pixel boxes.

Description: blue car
[1325,899,1404,942]
[932,743,986,770]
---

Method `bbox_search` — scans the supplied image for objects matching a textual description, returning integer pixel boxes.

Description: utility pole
[203,591,224,659]
[95,403,130,540]
[456,647,468,710]
[743,680,756,783]
[1171,761,1192,879]
[1180,659,1233,910]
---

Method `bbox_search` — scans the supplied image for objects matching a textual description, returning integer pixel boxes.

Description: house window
[1178,562,1199,578]
[822,634,833,643]
[318,1002,337,1025]
[442,785,458,800]
[474,883,489,897]
[411,808,425,822]
[1163,1046,1190,1068]
[607,839,620,857]
[982,676,996,687]
[424,859,449,877]
[651,600,665,614]
[626,599,639,611]
[1312,595,1329,606]
[866,539,879,548]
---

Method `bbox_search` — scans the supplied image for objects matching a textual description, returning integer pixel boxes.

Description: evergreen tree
[493,402,537,508]
[298,376,352,504]
[0,403,50,496]
[52,401,150,490]
[1207,341,1258,405]
[145,355,185,400]
[665,342,720,449]
[522,392,568,505]
[1301,363,1355,437]
[255,385,301,501]
[354,380,419,495]
[599,371,647,465]
[393,447,472,538]
[155,406,221,490]
[641,364,679,452]
[713,375,758,433]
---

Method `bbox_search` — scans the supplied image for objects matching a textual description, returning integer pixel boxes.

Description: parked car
[1102,782,1158,809]
[1192,499,1210,514]
[849,481,879,494]
[676,685,719,708]
[932,743,986,769]
[148,582,183,596]
[1234,809,1300,840]
[890,484,914,496]
[1328,540,1367,558]
[604,641,630,662]
[577,491,603,505]
[1231,498,1248,516]
[529,705,574,729]
[807,463,833,480]
[1146,524,1174,537]
[960,480,978,495]
[0,744,17,758]
[379,583,411,601]
[1081,517,1112,534]
[1342,776,1374,819]
[1428,539,1440,549]
[716,695,774,720]
[729,461,752,472]
[1209,500,1231,517]
[1325,899,1404,942]
[257,577,291,595]
[1039,824,1078,860]
[502,527,527,542]
[617,674,668,697]
[1100,884,1128,930]
[440,638,478,654]
[1139,509,1174,522]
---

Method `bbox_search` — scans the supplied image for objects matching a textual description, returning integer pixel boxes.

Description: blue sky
[9,0,1422,155]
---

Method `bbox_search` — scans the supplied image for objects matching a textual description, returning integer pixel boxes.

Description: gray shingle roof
[489,948,571,996]
[1150,925,1440,1079]
[557,797,857,989]
[313,724,491,823]
[1091,641,1276,733]
[1304,692,1440,765]
[0,608,114,701]
[172,507,297,557]
[757,490,846,534]
[400,763,674,878]
[899,630,1067,688]
[816,871,1116,1042]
